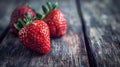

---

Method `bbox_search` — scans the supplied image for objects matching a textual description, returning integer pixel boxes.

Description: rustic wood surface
[80,0,120,67]
[0,0,89,67]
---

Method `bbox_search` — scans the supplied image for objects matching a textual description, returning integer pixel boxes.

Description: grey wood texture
[0,0,89,67]
[81,0,120,67]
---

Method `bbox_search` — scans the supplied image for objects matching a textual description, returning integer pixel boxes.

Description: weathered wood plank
[0,0,89,67]
[80,0,120,67]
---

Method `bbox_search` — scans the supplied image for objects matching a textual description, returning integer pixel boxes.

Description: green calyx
[14,12,35,30]
[37,2,59,19]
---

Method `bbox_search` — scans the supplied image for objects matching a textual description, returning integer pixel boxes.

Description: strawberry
[37,2,67,37]
[10,5,36,35]
[14,13,50,54]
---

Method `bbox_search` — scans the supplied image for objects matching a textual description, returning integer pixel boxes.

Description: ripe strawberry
[10,5,36,35]
[14,13,50,54]
[37,2,67,37]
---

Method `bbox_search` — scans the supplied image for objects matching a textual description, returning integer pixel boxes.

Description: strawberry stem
[24,12,34,25]
[37,2,59,20]
[14,12,35,30]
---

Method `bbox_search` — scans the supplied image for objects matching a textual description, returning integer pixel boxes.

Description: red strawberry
[37,2,67,37]
[14,13,50,54]
[10,5,36,35]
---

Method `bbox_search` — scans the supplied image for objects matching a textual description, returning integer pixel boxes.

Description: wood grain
[0,0,89,67]
[80,0,120,67]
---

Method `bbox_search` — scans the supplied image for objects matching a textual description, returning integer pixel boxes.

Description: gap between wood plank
[75,0,97,67]
[0,26,9,44]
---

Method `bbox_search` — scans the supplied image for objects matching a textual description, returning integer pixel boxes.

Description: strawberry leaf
[36,13,44,19]
[14,23,21,30]
[52,2,58,9]
[47,2,52,11]
[42,5,48,14]
[14,18,25,30]
[18,18,25,26]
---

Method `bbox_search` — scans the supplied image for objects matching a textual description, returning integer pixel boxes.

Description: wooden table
[0,0,120,67]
